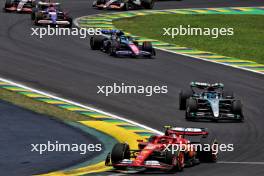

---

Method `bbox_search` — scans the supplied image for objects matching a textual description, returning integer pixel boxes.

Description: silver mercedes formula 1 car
[179,82,244,122]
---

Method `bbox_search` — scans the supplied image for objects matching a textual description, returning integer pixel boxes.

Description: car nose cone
[209,99,220,117]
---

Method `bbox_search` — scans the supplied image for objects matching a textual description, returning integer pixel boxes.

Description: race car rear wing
[190,82,224,90]
[101,29,124,36]
[38,2,61,6]
[164,126,208,137]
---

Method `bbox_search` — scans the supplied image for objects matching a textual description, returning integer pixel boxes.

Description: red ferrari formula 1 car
[4,0,36,13]
[105,126,218,173]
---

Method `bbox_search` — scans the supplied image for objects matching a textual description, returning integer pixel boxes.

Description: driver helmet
[207,86,215,92]
[111,33,117,40]
[160,138,168,144]
[48,4,56,12]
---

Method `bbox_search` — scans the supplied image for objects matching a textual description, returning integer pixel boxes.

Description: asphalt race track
[0,100,102,176]
[0,0,264,175]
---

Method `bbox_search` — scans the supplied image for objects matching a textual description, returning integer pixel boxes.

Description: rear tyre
[5,0,12,8]
[90,36,103,50]
[179,89,193,110]
[165,149,184,172]
[197,132,218,163]
[111,143,130,169]
[141,0,155,9]
[4,0,13,12]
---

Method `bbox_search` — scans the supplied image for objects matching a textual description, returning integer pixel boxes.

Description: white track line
[218,161,264,165]
[0,77,162,135]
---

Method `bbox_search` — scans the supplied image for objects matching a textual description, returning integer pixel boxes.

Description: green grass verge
[0,88,87,121]
[114,14,264,64]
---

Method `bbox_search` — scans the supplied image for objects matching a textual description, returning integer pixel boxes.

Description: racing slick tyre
[197,132,218,163]
[187,98,198,112]
[67,18,73,28]
[122,2,129,11]
[165,149,184,172]
[31,8,37,20]
[5,0,12,7]
[90,36,103,50]
[141,0,155,9]
[109,41,120,56]
[94,0,107,9]
[96,0,106,5]
[224,90,234,99]
[111,143,130,169]
[185,98,198,120]
[32,1,36,7]
[133,40,139,47]
[34,15,41,26]
[232,100,242,114]
[232,100,244,122]
[142,41,155,57]
[4,0,12,11]
[179,89,193,110]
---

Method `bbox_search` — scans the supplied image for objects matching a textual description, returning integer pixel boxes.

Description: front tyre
[122,2,129,11]
[34,16,40,26]
[111,143,130,169]
[109,41,120,56]
[141,0,155,9]
[142,41,155,57]
[232,100,244,122]
[31,10,36,20]
[179,89,193,110]
[90,36,103,50]
[185,98,198,121]
[232,100,242,114]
